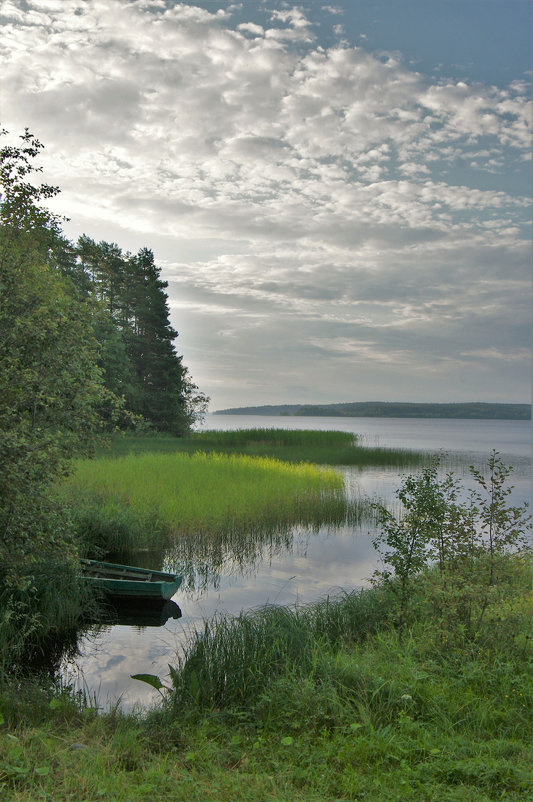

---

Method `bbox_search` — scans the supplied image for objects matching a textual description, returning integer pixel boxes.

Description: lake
[62,415,531,709]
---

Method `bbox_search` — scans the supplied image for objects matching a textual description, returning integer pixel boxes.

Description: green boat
[80,559,182,601]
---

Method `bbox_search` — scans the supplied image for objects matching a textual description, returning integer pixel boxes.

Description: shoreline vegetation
[60,446,352,559]
[51,427,426,593]
[1,443,531,800]
[58,428,424,561]
[214,401,531,420]
[97,428,427,466]
[1,558,531,799]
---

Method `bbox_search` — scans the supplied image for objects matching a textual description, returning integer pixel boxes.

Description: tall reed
[168,586,392,712]
[60,451,352,555]
[99,429,426,466]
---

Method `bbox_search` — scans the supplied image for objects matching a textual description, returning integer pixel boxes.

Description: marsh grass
[165,554,532,720]
[168,586,393,712]
[60,450,357,556]
[161,555,532,791]
[99,429,426,467]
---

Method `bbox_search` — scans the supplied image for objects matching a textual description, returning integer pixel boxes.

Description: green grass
[1,555,531,800]
[59,450,359,557]
[99,429,426,467]
[162,555,533,719]
[67,430,422,558]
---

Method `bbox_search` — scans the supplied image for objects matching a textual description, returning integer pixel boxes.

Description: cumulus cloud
[0,0,530,406]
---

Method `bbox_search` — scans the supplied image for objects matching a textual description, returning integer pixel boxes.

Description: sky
[1,0,531,410]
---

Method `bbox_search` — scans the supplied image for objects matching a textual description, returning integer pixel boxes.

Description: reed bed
[61,451,351,554]
[169,586,392,712]
[99,429,426,467]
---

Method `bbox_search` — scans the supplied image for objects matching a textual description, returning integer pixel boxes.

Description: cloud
[0,0,530,406]
[321,5,343,15]
[237,22,264,37]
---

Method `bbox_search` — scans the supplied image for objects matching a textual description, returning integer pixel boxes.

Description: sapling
[372,462,447,637]
[468,451,531,586]
[372,454,531,641]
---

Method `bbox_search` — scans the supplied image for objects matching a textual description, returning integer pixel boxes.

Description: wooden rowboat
[80,559,182,601]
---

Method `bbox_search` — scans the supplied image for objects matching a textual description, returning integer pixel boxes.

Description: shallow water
[62,415,531,710]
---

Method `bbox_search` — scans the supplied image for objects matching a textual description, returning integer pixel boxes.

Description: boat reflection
[94,598,183,628]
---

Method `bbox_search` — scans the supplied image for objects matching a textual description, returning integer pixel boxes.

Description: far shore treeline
[215,401,531,420]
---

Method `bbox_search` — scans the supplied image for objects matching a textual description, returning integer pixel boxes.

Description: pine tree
[71,239,200,434]
[124,247,190,434]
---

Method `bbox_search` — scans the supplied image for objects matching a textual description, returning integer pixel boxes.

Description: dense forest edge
[215,401,531,419]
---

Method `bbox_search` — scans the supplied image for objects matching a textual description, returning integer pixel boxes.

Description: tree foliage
[0,131,105,560]
[70,239,205,433]
[0,130,105,662]
[58,235,207,434]
[0,128,207,662]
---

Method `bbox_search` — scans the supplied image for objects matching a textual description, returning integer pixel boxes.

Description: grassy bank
[0,554,531,800]
[59,450,355,556]
[98,429,426,467]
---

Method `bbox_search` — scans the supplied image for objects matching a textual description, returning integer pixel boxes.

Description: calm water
[62,415,531,709]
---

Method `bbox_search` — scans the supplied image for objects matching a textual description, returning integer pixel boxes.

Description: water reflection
[62,522,378,710]
[90,599,183,629]
[161,503,367,593]
[163,524,297,593]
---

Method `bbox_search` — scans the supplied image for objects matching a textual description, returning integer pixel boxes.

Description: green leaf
[130,673,169,691]
[167,664,179,686]
[35,766,51,776]
[280,736,294,746]
[187,670,201,703]
[7,764,28,775]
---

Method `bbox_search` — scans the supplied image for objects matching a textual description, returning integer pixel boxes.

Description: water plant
[98,428,426,467]
[60,450,353,557]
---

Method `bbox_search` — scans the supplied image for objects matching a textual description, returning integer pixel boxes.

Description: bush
[371,452,531,639]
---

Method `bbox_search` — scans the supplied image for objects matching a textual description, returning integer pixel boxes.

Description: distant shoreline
[213,402,531,420]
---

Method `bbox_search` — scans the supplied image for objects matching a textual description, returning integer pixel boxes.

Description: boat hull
[80,559,182,601]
